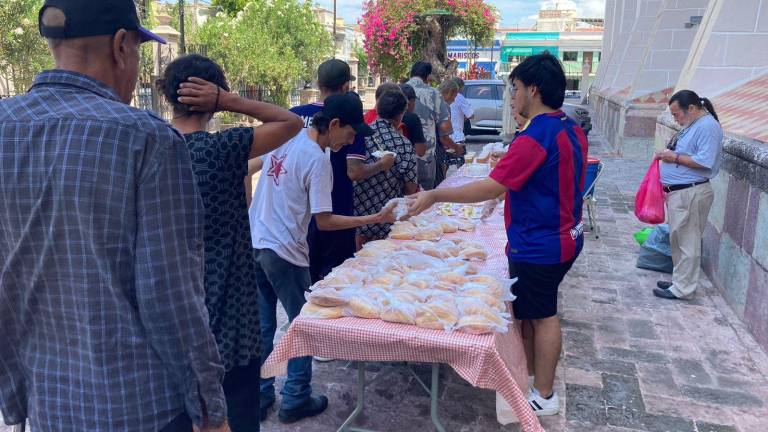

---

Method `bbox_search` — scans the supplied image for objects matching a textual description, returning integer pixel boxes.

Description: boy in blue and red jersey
[408,53,587,417]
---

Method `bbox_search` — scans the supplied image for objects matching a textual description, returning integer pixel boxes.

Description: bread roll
[438,271,468,285]
[307,289,348,307]
[425,301,459,324]
[381,305,416,324]
[370,272,402,286]
[457,220,476,232]
[347,297,380,319]
[459,240,484,250]
[415,308,446,330]
[456,314,497,334]
[404,272,432,289]
[461,247,488,261]
[431,281,458,292]
[414,226,443,241]
[439,219,459,233]
[301,302,345,319]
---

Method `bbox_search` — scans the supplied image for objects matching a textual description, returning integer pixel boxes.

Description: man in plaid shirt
[0,1,227,431]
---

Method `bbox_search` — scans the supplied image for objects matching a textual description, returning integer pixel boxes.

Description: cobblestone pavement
[3,130,767,432]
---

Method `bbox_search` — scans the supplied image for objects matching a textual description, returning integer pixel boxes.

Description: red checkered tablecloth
[261,167,544,432]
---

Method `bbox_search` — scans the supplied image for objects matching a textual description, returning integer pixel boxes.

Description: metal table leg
[12,420,25,432]
[338,362,446,432]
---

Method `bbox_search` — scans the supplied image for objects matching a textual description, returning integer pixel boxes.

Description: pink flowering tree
[360,0,497,80]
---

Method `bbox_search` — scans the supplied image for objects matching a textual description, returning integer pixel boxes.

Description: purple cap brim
[138,27,166,44]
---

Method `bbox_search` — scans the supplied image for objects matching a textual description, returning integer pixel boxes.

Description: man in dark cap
[251,94,395,423]
[0,1,228,431]
[289,59,392,285]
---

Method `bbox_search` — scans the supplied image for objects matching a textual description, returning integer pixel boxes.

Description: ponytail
[701,97,719,122]
[670,89,720,123]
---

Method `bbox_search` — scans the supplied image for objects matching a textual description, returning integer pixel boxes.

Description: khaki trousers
[665,182,714,298]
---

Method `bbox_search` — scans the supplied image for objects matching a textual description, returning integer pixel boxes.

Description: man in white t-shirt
[450,77,474,144]
[250,93,394,424]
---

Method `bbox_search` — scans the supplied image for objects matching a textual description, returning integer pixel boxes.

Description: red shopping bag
[634,158,665,224]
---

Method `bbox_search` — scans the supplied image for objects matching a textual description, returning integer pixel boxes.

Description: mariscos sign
[448,52,480,59]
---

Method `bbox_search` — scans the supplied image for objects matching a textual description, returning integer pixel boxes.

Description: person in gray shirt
[653,89,723,300]
[406,61,464,189]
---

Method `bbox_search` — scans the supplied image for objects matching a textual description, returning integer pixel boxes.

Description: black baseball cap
[39,0,166,44]
[317,59,356,88]
[322,93,374,137]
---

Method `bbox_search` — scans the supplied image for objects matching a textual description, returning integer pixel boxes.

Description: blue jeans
[256,248,313,411]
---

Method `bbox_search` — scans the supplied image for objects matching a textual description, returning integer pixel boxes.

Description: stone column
[347,57,359,92]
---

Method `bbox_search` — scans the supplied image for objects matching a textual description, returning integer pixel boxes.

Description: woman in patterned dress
[158,54,303,432]
[354,89,419,246]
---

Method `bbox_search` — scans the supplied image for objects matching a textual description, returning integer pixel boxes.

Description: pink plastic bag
[634,159,665,224]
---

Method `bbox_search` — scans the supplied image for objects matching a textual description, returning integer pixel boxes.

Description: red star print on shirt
[267,154,287,185]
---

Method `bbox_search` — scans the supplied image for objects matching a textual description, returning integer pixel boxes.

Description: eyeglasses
[667,132,680,151]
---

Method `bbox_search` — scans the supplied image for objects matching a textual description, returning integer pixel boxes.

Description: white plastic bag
[495,392,519,425]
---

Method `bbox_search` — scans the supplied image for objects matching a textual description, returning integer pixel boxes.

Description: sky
[314,0,606,29]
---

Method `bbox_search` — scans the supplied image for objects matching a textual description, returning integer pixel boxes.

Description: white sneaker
[527,387,559,416]
[313,356,334,362]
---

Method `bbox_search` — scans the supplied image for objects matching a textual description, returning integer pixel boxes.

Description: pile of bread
[300,239,513,335]
[389,214,476,240]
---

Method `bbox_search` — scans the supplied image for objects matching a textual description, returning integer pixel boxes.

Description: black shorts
[508,258,576,320]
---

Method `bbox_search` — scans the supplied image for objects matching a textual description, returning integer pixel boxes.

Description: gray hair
[438,79,459,95]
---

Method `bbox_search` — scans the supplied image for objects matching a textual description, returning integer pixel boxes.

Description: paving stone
[670,358,713,386]
[694,421,739,432]
[680,385,763,408]
[565,367,604,388]
[565,357,638,377]
[600,346,670,364]
[636,364,682,398]
[565,383,607,425]
[627,319,659,340]
[603,373,647,429]
[640,413,696,432]
[643,393,737,426]
[564,329,598,358]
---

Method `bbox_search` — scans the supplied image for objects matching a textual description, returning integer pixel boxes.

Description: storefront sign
[448,51,480,60]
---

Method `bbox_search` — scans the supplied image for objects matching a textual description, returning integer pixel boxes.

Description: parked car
[462,79,592,135]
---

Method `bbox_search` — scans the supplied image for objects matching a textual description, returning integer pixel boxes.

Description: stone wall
[590,91,664,159]
[656,114,768,352]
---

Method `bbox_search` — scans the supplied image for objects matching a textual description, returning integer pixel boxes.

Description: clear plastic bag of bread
[356,239,402,257]
[380,296,419,325]
[455,315,509,335]
[389,221,417,240]
[300,301,345,319]
[436,217,459,234]
[437,270,469,286]
[311,267,367,290]
[403,271,433,289]
[338,256,377,272]
[389,250,445,271]
[443,259,481,276]
[383,197,410,221]
[461,275,516,298]
[344,295,383,319]
[455,240,488,261]
[414,225,443,241]
[415,300,459,331]
[368,269,403,288]
[307,287,352,307]
[456,219,476,232]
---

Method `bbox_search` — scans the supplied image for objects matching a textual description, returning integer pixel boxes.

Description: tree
[0,0,53,93]
[353,44,369,82]
[360,0,496,80]
[191,0,332,106]
[212,0,249,15]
